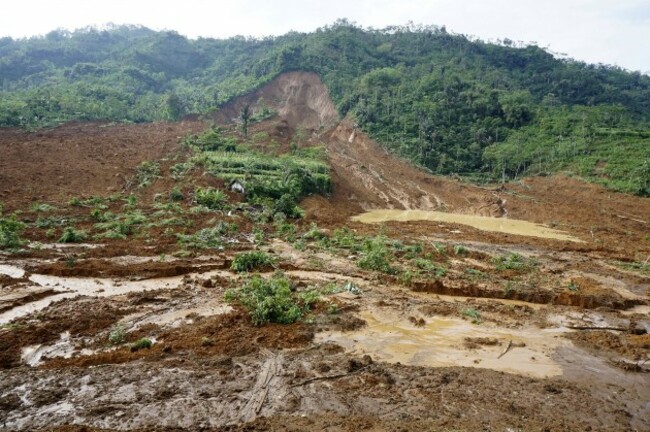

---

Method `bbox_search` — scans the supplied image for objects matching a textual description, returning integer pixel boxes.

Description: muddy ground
[1,72,649,431]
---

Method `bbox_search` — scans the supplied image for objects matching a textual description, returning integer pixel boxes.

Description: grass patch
[0,210,25,250]
[231,250,275,273]
[58,227,87,243]
[493,253,537,271]
[225,273,318,326]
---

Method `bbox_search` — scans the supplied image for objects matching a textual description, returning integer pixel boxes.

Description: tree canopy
[1,21,649,194]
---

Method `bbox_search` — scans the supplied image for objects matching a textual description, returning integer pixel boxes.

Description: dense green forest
[1,21,648,194]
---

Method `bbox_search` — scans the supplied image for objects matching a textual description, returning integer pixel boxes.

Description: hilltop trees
[0,22,648,194]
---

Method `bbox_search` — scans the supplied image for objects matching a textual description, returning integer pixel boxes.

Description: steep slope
[213,72,339,131]
[215,71,508,216]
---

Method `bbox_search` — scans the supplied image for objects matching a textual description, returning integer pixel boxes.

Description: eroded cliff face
[213,71,339,131]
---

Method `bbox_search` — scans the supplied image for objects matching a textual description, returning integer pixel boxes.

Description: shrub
[194,187,228,210]
[58,227,87,243]
[225,274,315,325]
[493,253,536,271]
[414,258,447,277]
[176,222,237,249]
[135,161,161,187]
[273,194,303,219]
[30,203,57,212]
[130,338,153,351]
[358,235,396,274]
[231,251,274,273]
[169,188,184,201]
[0,211,25,250]
[108,323,126,345]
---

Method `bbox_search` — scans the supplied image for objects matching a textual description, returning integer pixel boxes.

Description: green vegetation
[134,161,161,188]
[130,338,153,351]
[358,235,396,274]
[231,250,275,273]
[193,187,228,210]
[461,307,482,323]
[0,209,26,250]
[225,273,319,325]
[493,253,537,271]
[176,222,237,250]
[1,23,648,193]
[94,210,147,239]
[58,227,88,243]
[30,203,58,212]
[108,323,126,345]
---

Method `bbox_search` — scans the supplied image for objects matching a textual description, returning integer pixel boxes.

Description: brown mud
[0,71,648,431]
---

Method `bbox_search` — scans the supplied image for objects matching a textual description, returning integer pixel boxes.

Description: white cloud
[1,0,648,72]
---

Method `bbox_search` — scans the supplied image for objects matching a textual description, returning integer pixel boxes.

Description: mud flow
[1,71,649,431]
[353,209,582,242]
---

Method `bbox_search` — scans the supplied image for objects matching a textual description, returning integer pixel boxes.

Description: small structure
[229,179,246,194]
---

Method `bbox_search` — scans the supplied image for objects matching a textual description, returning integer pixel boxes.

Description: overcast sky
[1,0,649,73]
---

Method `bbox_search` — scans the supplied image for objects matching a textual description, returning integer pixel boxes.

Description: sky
[1,0,649,73]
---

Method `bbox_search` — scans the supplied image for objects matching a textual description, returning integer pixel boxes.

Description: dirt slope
[0,120,203,211]
[214,71,339,131]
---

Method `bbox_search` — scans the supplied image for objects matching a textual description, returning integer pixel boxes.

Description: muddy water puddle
[318,307,570,378]
[352,209,581,242]
[0,266,239,324]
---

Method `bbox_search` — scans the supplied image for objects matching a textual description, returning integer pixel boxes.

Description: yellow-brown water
[352,210,581,242]
[317,307,570,378]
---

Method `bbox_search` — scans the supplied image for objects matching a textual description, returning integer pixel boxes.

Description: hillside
[1,69,649,431]
[1,21,649,194]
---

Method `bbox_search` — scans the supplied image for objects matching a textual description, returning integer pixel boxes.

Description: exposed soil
[0,71,648,431]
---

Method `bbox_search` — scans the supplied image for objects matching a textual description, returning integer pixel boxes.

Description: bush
[135,161,161,187]
[358,235,396,274]
[169,188,184,201]
[493,253,536,271]
[130,338,153,351]
[194,187,228,210]
[231,250,274,273]
[0,211,25,250]
[273,194,303,219]
[58,227,87,243]
[108,323,126,345]
[225,274,316,325]
[176,222,238,249]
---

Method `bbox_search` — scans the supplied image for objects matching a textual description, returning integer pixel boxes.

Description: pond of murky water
[352,210,581,242]
[317,307,571,378]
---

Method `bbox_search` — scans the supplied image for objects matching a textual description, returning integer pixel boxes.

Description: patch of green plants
[184,126,237,152]
[176,222,237,249]
[135,161,161,188]
[94,210,147,239]
[130,338,153,351]
[58,227,88,243]
[231,250,275,273]
[453,245,468,256]
[329,227,361,251]
[194,187,228,210]
[35,215,72,228]
[0,209,26,250]
[224,273,317,326]
[108,323,126,345]
[493,253,537,271]
[461,307,482,324]
[69,195,115,209]
[414,258,447,277]
[169,188,185,201]
[615,260,650,275]
[171,161,195,180]
[358,235,397,274]
[30,203,58,212]
[275,222,297,242]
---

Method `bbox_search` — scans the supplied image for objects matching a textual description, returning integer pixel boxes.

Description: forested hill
[1,22,649,195]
